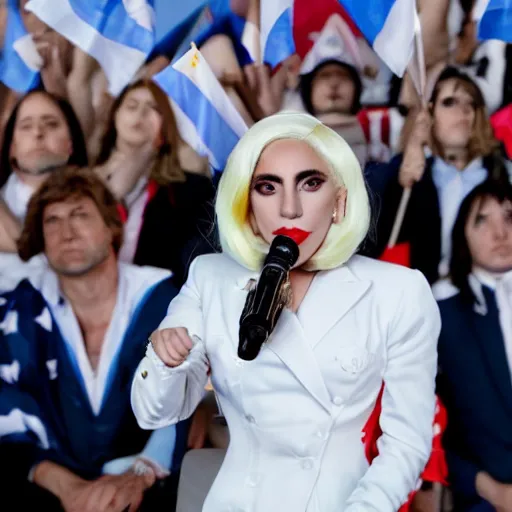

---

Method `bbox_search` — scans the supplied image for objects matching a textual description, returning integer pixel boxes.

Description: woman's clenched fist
[150,327,194,367]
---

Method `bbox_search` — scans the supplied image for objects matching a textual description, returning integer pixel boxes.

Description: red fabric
[147,179,159,203]
[379,243,411,267]
[362,385,449,511]
[116,180,159,225]
[117,203,128,224]
[491,104,512,159]
[357,108,391,146]
[292,0,362,59]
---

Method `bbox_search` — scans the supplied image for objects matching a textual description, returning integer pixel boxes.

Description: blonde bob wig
[216,111,370,271]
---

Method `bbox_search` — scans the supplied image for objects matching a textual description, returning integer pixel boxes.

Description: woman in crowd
[94,79,216,287]
[437,180,512,511]
[0,89,88,291]
[131,111,440,512]
[367,67,509,285]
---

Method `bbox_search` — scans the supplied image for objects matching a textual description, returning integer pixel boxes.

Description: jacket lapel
[226,266,332,411]
[473,287,512,412]
[266,310,332,412]
[297,264,371,349]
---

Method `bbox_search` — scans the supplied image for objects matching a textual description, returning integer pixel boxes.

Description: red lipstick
[272,227,311,245]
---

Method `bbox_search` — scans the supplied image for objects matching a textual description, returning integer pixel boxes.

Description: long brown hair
[18,166,123,261]
[430,67,497,160]
[399,68,498,159]
[0,90,89,188]
[95,79,185,185]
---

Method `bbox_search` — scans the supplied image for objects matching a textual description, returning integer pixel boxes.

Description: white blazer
[131,253,440,512]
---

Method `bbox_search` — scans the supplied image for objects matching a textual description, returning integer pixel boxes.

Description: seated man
[0,168,187,512]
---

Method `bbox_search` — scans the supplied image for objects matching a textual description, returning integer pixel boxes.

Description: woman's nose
[280,189,302,219]
[492,220,508,240]
[34,124,44,139]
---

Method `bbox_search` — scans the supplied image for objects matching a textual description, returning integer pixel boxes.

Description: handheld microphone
[238,235,299,361]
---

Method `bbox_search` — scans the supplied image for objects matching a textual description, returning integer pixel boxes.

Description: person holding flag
[369,67,509,285]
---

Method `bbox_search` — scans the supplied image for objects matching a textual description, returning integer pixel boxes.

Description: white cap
[300,14,363,76]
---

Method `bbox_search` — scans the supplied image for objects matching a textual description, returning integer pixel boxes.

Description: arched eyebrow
[252,169,327,185]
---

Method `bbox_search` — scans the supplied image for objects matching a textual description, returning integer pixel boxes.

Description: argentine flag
[337,0,418,77]
[24,0,156,95]
[0,1,42,93]
[474,0,512,42]
[261,0,295,68]
[154,45,247,173]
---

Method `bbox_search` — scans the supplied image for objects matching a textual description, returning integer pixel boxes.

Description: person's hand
[410,488,437,512]
[399,109,431,188]
[37,43,68,98]
[492,482,512,512]
[95,140,156,200]
[150,327,194,367]
[243,64,280,117]
[60,473,153,512]
[0,199,20,252]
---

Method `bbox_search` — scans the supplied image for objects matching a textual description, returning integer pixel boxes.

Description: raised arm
[131,258,209,429]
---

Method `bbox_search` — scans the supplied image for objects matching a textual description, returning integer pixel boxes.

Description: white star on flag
[0,311,18,335]
[35,307,52,332]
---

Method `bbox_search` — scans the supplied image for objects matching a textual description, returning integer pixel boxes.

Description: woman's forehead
[437,79,474,100]
[254,139,329,173]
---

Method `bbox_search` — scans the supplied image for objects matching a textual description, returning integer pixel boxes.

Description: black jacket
[363,153,508,284]
[133,172,218,288]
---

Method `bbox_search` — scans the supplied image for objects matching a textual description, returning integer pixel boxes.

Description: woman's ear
[333,187,348,224]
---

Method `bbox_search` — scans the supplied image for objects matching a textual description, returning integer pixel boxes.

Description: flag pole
[387,8,426,249]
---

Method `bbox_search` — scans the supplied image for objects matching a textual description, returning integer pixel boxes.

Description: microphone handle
[238,264,290,360]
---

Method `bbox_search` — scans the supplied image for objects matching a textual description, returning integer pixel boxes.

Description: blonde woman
[131,112,440,512]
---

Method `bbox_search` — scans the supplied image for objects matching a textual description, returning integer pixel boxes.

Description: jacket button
[332,396,343,406]
[245,414,255,423]
[301,458,314,470]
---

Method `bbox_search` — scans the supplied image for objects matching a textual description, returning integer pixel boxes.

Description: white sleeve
[345,271,440,512]
[131,258,210,429]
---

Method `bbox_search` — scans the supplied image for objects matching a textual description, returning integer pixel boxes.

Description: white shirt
[118,176,150,264]
[0,173,47,293]
[1,172,34,222]
[472,266,512,381]
[432,157,488,278]
[32,262,170,415]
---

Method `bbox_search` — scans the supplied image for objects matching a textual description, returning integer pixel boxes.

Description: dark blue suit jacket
[438,286,512,511]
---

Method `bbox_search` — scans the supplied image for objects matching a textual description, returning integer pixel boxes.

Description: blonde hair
[216,111,370,271]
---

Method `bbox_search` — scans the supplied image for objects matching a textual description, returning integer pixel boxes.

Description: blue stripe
[67,0,155,53]
[479,0,512,42]
[0,5,40,92]
[338,0,395,44]
[154,64,240,171]
[263,8,295,68]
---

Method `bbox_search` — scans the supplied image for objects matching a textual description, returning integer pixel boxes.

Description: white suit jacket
[131,253,440,512]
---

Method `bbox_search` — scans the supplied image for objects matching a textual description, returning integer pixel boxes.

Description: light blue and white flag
[473,0,512,42]
[0,1,42,93]
[338,0,418,77]
[154,45,248,172]
[260,0,295,68]
[24,0,156,95]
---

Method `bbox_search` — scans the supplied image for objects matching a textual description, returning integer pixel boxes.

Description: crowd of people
[1,0,512,511]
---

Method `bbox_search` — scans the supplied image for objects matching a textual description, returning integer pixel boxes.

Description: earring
[332,208,337,221]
